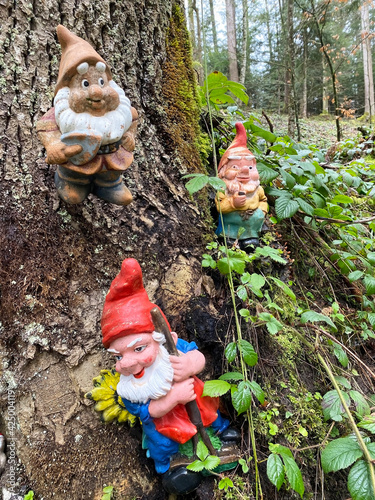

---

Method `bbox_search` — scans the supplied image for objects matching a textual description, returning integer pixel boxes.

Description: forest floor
[256,112,360,150]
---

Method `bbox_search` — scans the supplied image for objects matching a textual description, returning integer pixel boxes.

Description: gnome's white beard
[116,340,174,405]
[54,81,133,145]
[226,179,260,196]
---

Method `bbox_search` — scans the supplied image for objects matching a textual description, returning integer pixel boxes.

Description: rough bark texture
[225,0,239,83]
[361,0,374,118]
[0,1,212,499]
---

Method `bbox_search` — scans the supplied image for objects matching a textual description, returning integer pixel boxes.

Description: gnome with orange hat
[216,122,268,249]
[101,259,237,494]
[36,25,138,205]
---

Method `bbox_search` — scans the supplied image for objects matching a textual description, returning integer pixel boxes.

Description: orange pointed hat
[55,25,112,94]
[218,122,255,177]
[101,259,171,348]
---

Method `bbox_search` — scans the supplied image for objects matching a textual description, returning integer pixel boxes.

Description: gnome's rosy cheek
[224,168,238,181]
[102,86,120,112]
[69,88,87,113]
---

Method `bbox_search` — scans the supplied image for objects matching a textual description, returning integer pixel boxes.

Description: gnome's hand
[233,192,247,208]
[46,141,83,164]
[170,350,205,382]
[122,132,135,152]
[149,378,196,418]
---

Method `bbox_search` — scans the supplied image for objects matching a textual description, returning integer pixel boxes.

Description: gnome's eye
[98,78,105,87]
[232,165,239,170]
[134,345,147,353]
[81,79,90,88]
[115,355,122,361]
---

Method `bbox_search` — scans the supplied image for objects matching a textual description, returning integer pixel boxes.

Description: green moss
[162,5,202,173]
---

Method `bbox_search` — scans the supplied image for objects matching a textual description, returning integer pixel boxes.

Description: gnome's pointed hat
[55,25,112,95]
[101,259,171,348]
[218,122,255,177]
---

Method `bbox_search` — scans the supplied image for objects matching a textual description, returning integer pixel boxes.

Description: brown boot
[54,166,92,204]
[93,170,133,206]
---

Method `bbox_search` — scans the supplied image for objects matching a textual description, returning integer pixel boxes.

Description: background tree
[0,1,212,498]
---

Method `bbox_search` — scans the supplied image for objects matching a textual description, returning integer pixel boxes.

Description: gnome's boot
[93,170,133,206]
[55,165,92,204]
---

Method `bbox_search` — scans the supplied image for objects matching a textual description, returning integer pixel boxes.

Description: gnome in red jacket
[216,122,268,249]
[101,259,237,495]
[36,25,138,205]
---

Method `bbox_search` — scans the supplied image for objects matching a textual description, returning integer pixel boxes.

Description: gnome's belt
[97,139,122,155]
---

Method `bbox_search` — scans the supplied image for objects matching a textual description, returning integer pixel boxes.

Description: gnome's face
[68,65,120,117]
[222,156,259,182]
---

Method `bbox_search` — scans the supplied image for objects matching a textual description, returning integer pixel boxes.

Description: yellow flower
[85,369,137,426]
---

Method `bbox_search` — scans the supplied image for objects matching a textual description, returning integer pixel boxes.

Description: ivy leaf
[322,390,350,421]
[219,372,244,381]
[225,342,237,362]
[184,174,209,194]
[321,437,363,473]
[275,196,299,219]
[282,455,305,498]
[267,453,284,490]
[239,339,258,366]
[248,381,265,404]
[202,380,231,398]
[202,454,221,471]
[349,390,371,417]
[258,312,284,335]
[232,381,252,414]
[347,460,375,500]
[300,310,337,331]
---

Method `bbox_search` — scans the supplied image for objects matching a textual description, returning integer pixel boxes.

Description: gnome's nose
[88,85,104,100]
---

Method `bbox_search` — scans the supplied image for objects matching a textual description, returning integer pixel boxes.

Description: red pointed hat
[101,258,170,348]
[218,122,255,176]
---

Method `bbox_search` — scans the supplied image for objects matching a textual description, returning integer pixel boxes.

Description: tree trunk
[225,0,239,82]
[209,0,218,53]
[0,2,210,499]
[192,0,204,83]
[322,55,329,113]
[239,0,249,86]
[361,0,375,120]
[301,27,308,119]
[286,0,296,137]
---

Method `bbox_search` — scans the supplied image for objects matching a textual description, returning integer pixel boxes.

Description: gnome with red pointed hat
[36,25,138,205]
[101,259,238,494]
[216,122,268,249]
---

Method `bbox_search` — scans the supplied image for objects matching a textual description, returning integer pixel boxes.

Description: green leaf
[322,390,351,421]
[269,443,293,458]
[296,197,315,216]
[250,273,266,290]
[196,441,209,461]
[232,381,252,414]
[218,477,234,491]
[258,312,284,335]
[268,276,296,302]
[348,270,364,282]
[208,177,226,191]
[334,376,351,389]
[368,313,375,327]
[321,437,363,473]
[219,372,244,381]
[248,381,265,404]
[348,460,375,500]
[239,457,249,473]
[185,174,209,194]
[367,252,375,266]
[217,251,247,275]
[248,124,277,143]
[225,342,237,362]
[202,380,231,398]
[300,310,337,331]
[23,493,34,500]
[267,453,285,490]
[257,162,279,183]
[275,196,299,219]
[282,455,305,498]
[364,276,375,296]
[280,169,296,189]
[187,459,206,472]
[349,390,371,417]
[255,246,287,264]
[358,416,375,434]
[237,285,248,301]
[331,194,353,204]
[333,343,349,368]
[239,339,258,366]
[202,454,222,471]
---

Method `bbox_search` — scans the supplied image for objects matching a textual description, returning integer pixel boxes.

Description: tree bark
[360,0,374,120]
[239,0,249,86]
[0,2,210,499]
[301,27,308,119]
[225,0,239,82]
[209,0,218,53]
[322,55,329,113]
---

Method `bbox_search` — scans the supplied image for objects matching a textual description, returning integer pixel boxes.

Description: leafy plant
[23,493,34,500]
[186,441,221,473]
[200,71,249,109]
[101,486,114,500]
[267,444,305,498]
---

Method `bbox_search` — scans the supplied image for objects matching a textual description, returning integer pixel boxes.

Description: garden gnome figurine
[216,122,268,249]
[102,259,239,495]
[36,25,138,205]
